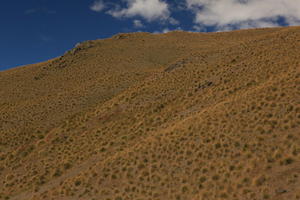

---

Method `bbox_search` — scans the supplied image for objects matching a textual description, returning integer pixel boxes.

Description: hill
[0,27,300,200]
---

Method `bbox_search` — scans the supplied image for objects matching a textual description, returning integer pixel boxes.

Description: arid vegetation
[0,27,300,200]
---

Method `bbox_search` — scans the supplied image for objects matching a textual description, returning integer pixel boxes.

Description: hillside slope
[0,27,300,200]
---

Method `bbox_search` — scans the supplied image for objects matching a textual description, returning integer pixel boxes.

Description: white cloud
[153,28,170,34]
[91,0,180,25]
[169,17,180,25]
[107,0,170,22]
[193,25,206,32]
[90,0,105,12]
[133,19,144,28]
[153,27,182,34]
[163,28,170,33]
[186,0,300,29]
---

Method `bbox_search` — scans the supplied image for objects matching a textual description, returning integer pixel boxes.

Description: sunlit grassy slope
[0,27,300,200]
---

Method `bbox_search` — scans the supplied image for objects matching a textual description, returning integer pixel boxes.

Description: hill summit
[0,27,300,200]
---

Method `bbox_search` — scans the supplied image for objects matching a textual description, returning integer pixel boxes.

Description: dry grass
[0,27,300,200]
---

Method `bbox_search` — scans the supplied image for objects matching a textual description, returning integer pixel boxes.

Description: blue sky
[1,0,299,70]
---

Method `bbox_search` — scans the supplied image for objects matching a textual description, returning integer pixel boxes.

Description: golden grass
[0,27,299,200]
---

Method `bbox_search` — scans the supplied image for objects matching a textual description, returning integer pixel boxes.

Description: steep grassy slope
[0,27,300,200]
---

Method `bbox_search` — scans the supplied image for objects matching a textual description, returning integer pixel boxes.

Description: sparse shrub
[53,169,62,177]
[254,175,266,187]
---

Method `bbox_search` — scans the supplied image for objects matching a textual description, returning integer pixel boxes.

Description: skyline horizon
[1,0,299,71]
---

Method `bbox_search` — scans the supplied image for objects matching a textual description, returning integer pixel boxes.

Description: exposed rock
[113,33,128,40]
[197,81,213,90]
[66,40,95,55]
[164,59,188,72]
[275,188,287,194]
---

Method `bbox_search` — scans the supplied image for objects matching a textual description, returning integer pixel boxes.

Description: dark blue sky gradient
[1,0,127,70]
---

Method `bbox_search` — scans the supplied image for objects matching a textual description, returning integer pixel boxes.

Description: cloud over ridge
[107,0,170,22]
[186,0,300,30]
[90,0,300,31]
